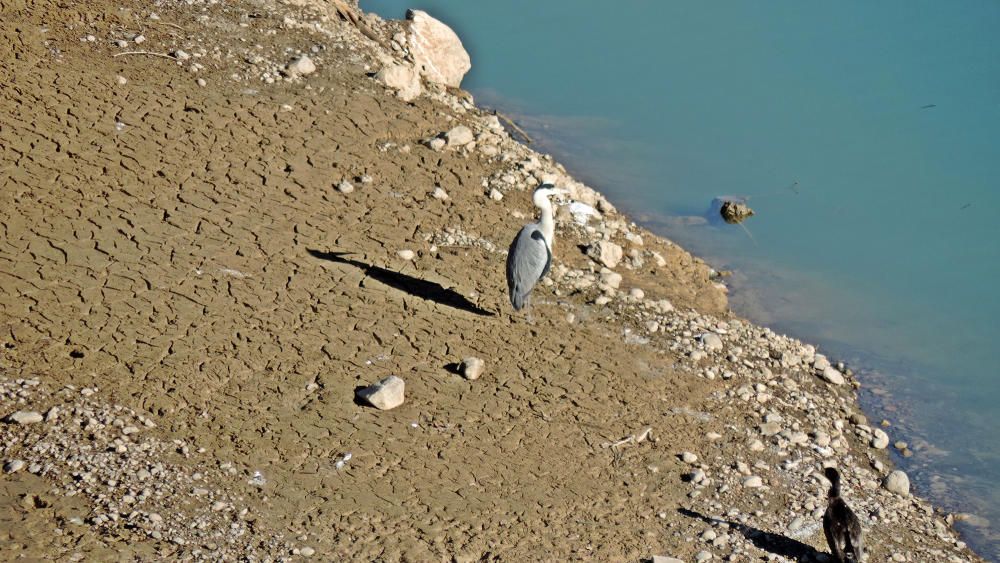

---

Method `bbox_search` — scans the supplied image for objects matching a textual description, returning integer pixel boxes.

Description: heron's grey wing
[506,225,551,308]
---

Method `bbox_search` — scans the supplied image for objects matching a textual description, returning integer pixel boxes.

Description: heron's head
[532,184,569,207]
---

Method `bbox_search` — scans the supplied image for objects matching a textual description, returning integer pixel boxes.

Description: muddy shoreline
[0,0,985,561]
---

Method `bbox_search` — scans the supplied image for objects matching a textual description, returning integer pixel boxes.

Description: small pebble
[3,459,26,474]
[459,357,485,381]
[7,411,43,424]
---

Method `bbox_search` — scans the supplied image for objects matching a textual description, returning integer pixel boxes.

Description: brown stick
[149,21,186,31]
[494,111,533,144]
[112,51,177,61]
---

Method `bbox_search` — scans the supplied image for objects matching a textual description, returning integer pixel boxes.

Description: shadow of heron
[307,249,494,317]
[678,508,825,562]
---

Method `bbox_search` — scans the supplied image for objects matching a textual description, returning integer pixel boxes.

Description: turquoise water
[364,1,1000,557]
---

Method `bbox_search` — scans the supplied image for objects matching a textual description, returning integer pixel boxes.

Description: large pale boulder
[375,63,422,102]
[406,9,471,88]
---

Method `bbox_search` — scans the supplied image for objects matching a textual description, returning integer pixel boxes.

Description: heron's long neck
[537,200,555,249]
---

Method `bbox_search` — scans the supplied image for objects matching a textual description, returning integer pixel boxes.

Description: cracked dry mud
[0,0,984,561]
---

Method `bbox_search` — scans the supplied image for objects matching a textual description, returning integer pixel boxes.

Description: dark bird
[920,104,937,110]
[823,467,865,562]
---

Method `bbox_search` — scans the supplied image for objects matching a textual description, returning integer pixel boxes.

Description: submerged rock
[719,199,754,224]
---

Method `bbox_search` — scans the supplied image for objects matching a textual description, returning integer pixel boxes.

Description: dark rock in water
[719,199,754,224]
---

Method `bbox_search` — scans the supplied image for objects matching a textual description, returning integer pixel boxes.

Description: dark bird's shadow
[307,249,494,317]
[678,508,824,562]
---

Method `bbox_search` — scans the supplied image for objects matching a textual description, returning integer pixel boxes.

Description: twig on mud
[605,427,653,450]
[113,51,176,61]
[494,111,533,144]
[149,21,186,31]
[609,435,634,449]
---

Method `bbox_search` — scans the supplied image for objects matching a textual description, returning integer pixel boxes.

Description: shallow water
[364,1,1000,557]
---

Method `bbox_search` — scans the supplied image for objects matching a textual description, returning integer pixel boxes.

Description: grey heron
[506,184,568,311]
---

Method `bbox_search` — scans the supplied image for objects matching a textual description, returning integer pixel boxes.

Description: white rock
[375,63,422,102]
[567,201,600,225]
[629,288,645,300]
[590,240,623,268]
[820,366,845,385]
[300,547,315,557]
[680,452,698,464]
[695,551,713,562]
[406,9,471,87]
[651,557,683,563]
[489,188,503,201]
[196,78,207,87]
[871,428,890,449]
[133,34,146,44]
[7,411,43,424]
[396,249,415,261]
[701,333,723,352]
[337,180,354,194]
[427,137,446,151]
[432,187,449,200]
[460,357,485,380]
[883,470,910,496]
[742,475,764,488]
[286,55,316,77]
[600,270,622,289]
[445,125,474,147]
[3,459,26,474]
[813,354,831,371]
[173,50,190,61]
[115,75,128,86]
[356,376,405,410]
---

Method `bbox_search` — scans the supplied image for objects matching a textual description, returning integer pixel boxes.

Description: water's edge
[516,122,995,558]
